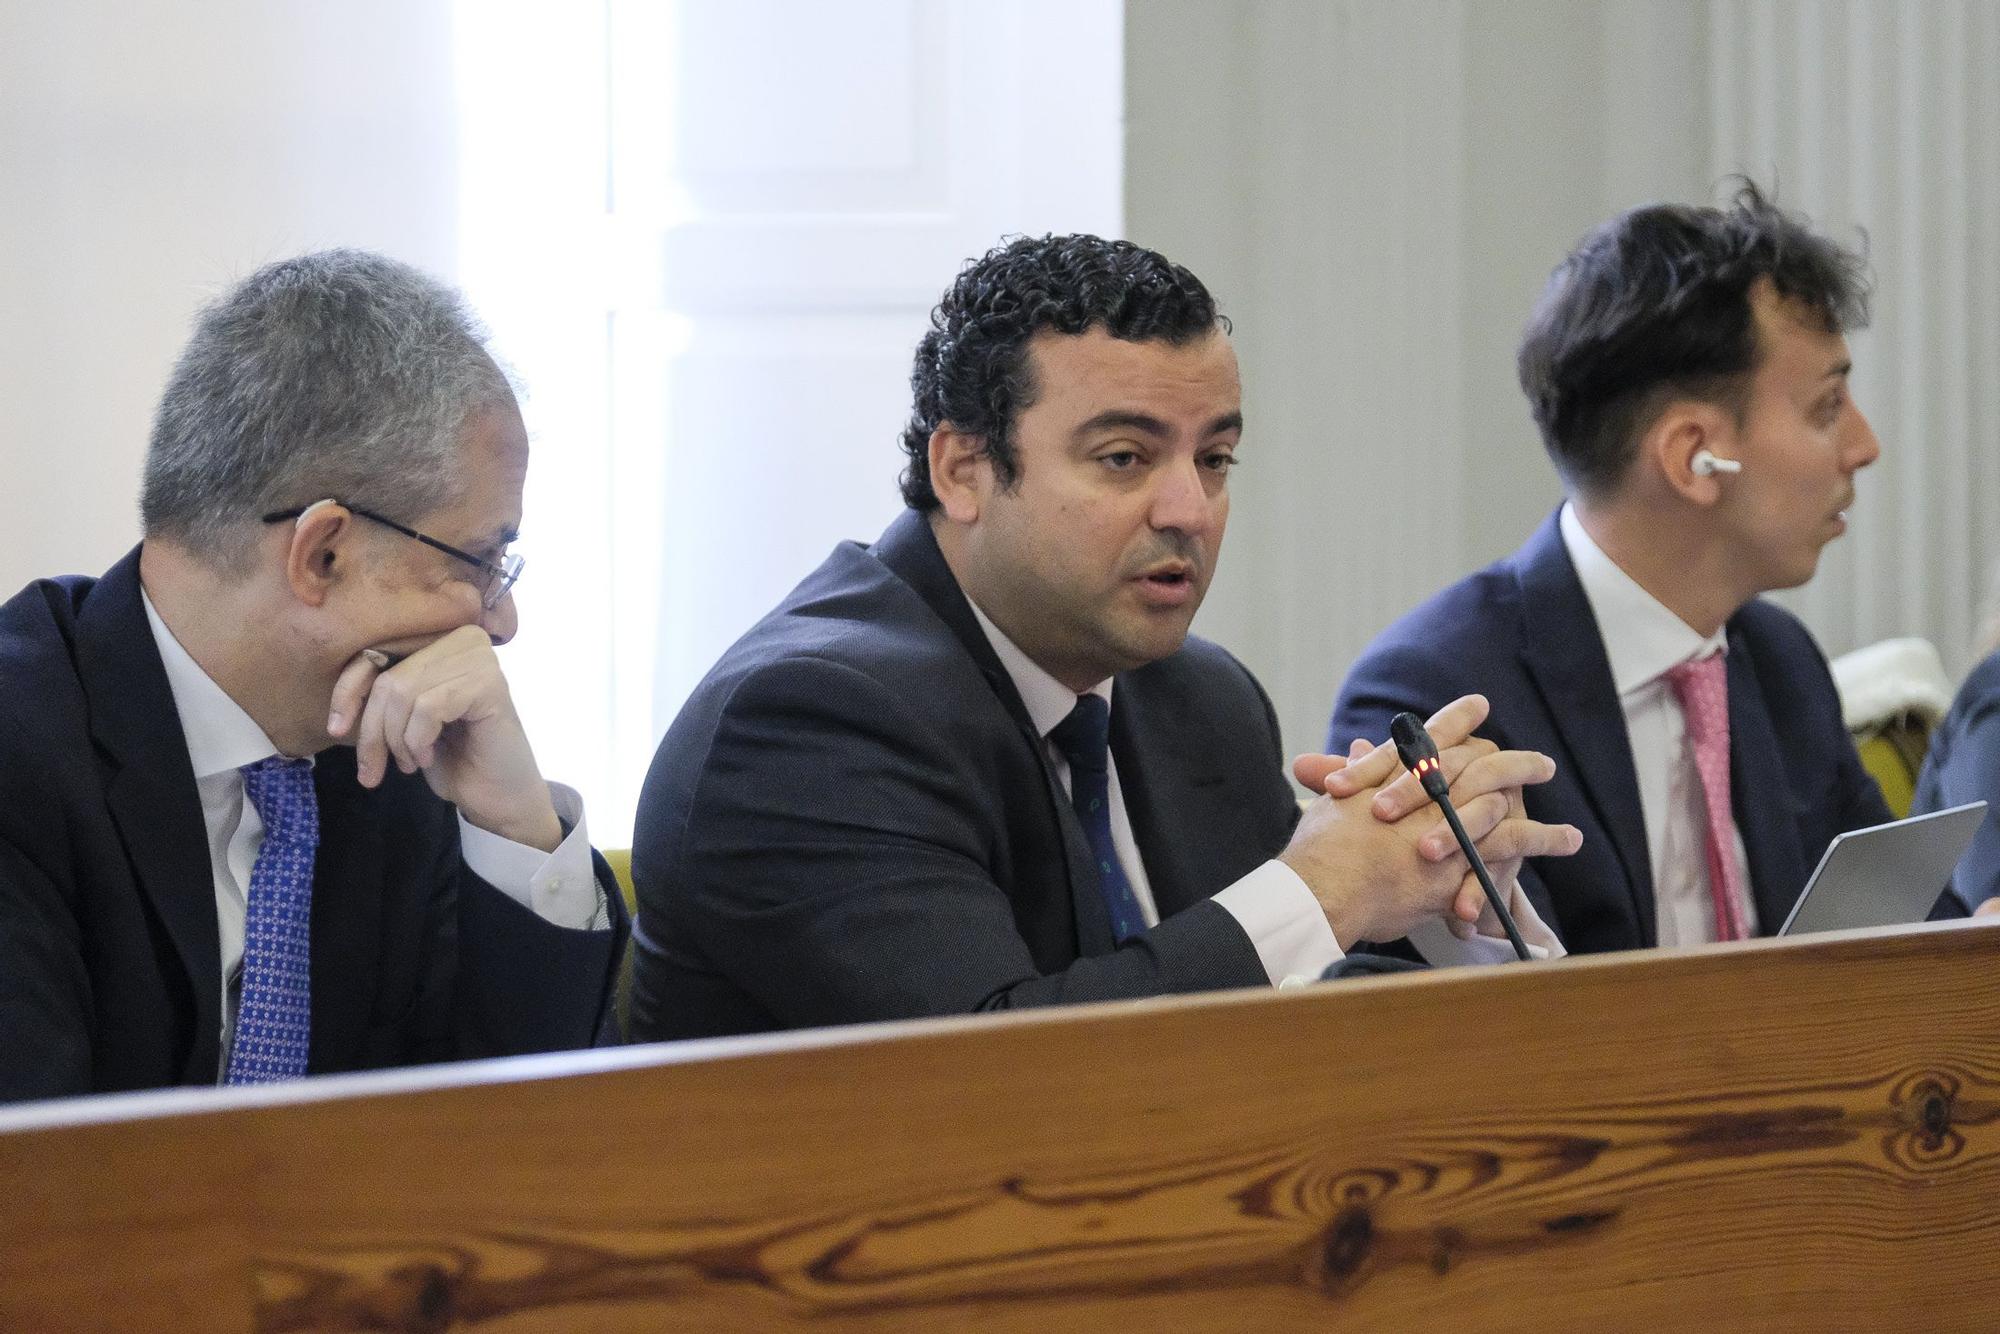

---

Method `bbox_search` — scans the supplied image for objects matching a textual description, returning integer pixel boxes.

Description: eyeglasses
[261,500,525,610]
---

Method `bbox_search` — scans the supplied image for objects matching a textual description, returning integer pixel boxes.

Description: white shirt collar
[140,588,281,780]
[1558,501,1727,697]
[964,597,1112,738]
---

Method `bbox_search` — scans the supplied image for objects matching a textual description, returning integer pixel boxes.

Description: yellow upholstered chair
[1828,638,1954,819]
[601,847,637,916]
[601,848,637,1037]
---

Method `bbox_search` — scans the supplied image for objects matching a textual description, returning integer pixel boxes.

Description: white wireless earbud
[1691,450,1742,477]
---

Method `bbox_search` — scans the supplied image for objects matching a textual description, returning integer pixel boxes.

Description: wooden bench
[4,920,1996,1331]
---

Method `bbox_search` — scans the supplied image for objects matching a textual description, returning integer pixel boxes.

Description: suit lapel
[1725,624,1808,932]
[306,748,385,1067]
[872,511,1115,955]
[1513,514,1659,943]
[74,549,223,1080]
[1110,679,1228,918]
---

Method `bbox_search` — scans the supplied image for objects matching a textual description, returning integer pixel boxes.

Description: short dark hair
[898,234,1224,510]
[1517,180,1871,498]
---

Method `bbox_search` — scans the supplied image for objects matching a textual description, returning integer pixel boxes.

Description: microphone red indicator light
[1386,711,1531,962]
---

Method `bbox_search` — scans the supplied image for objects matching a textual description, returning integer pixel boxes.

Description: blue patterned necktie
[1048,694,1149,943]
[225,756,319,1085]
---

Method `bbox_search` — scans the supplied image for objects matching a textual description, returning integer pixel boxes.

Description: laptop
[1777,800,1987,936]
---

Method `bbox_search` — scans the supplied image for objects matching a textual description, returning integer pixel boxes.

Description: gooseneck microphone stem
[1388,712,1532,962]
[1434,787,1532,962]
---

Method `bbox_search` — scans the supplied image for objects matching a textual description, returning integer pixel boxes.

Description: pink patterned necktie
[1663,653,1749,942]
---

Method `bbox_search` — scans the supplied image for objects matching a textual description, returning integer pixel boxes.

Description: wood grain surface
[3,921,1997,1331]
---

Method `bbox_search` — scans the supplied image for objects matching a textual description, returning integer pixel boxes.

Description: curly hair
[1518,179,1871,498]
[898,234,1224,510]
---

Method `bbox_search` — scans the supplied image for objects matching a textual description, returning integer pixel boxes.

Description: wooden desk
[4,921,1997,1331]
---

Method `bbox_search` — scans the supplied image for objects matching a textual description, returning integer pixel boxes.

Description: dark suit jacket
[630,509,1298,1039]
[1329,511,1893,953]
[0,549,627,1103]
[1912,649,2000,914]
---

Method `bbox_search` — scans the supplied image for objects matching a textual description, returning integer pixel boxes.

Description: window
[455,0,1122,842]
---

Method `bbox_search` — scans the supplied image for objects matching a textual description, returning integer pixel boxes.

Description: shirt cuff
[1406,877,1567,966]
[1212,860,1343,989]
[457,782,605,930]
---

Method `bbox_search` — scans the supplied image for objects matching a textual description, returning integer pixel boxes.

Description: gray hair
[140,249,516,571]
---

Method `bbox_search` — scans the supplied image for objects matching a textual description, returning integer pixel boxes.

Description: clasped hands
[322,625,563,853]
[1279,694,1580,948]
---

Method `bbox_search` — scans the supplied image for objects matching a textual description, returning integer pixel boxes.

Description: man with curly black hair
[1331,183,1921,954]
[630,234,1579,1039]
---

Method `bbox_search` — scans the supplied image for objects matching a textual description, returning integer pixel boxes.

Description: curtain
[1710,0,2000,673]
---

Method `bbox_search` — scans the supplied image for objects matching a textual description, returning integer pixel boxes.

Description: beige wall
[0,3,458,588]
[8,0,1994,777]
[1127,0,1710,760]
[1131,0,2000,764]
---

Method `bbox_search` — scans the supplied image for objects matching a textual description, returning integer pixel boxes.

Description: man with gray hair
[0,250,626,1102]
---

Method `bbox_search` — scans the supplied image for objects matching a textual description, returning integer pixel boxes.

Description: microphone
[1388,712,1532,962]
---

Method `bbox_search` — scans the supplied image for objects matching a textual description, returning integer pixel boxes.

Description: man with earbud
[1329,182,1919,954]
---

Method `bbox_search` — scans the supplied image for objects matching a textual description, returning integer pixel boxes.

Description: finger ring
[359,648,392,669]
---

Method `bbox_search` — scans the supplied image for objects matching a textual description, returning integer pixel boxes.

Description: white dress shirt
[966,602,1554,982]
[1559,504,1757,946]
[141,592,604,1072]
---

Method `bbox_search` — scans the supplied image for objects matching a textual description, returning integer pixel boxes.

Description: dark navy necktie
[225,756,318,1084]
[1048,694,1149,943]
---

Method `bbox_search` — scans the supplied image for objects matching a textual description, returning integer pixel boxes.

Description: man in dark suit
[632,235,1581,1041]
[1332,183,1903,953]
[0,251,625,1104]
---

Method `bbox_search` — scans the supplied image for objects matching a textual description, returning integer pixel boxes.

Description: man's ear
[928,423,989,524]
[1647,400,1733,506]
[281,500,353,608]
